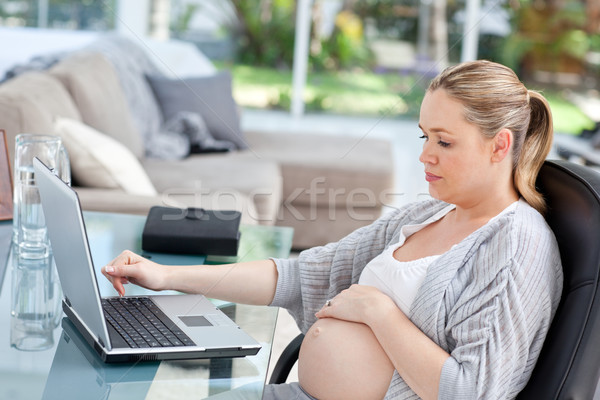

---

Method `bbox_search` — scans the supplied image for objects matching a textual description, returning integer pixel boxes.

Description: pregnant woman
[103,60,563,399]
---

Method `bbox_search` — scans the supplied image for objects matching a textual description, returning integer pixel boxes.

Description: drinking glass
[10,246,62,351]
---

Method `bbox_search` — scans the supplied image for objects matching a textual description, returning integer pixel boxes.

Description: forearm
[166,259,279,306]
[368,307,449,400]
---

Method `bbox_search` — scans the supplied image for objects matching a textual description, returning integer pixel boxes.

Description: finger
[315,302,334,319]
[112,276,126,297]
[104,263,135,278]
[315,308,335,319]
[101,266,117,285]
[101,268,110,282]
[115,277,132,296]
[107,250,139,268]
[104,264,137,296]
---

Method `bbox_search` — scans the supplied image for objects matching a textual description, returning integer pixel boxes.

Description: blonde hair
[427,60,553,214]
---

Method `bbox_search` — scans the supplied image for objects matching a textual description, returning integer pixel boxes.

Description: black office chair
[270,160,600,399]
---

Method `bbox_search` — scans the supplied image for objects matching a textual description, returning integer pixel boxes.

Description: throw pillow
[53,117,158,197]
[146,71,248,150]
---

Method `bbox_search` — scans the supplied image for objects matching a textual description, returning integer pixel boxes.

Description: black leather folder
[141,207,241,256]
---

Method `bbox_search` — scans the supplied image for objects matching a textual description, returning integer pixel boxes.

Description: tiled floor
[240,109,427,383]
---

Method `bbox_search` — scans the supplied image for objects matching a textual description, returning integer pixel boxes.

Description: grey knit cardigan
[271,198,563,399]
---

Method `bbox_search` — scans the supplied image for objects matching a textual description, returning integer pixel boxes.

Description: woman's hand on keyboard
[102,250,168,296]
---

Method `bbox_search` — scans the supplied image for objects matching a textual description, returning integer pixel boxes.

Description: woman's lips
[425,172,441,182]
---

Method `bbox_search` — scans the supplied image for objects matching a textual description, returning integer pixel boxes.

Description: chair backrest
[518,160,600,399]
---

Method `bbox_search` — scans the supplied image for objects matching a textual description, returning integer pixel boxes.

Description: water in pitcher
[14,165,48,259]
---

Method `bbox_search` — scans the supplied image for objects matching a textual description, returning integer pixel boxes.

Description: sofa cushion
[242,130,394,207]
[49,52,145,159]
[54,117,157,196]
[0,71,81,165]
[142,153,281,224]
[146,71,248,150]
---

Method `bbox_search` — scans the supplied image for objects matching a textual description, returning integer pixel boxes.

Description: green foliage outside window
[500,0,592,76]
[228,0,372,72]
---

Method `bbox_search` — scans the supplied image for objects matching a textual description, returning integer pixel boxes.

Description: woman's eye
[419,135,428,141]
[438,140,451,148]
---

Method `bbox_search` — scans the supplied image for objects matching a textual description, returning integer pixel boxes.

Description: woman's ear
[491,129,513,163]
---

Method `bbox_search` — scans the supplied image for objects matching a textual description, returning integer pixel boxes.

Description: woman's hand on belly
[314,284,398,327]
[298,318,395,400]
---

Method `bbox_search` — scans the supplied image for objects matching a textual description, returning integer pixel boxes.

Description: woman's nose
[419,142,436,164]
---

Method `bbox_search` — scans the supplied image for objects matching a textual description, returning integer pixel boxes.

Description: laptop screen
[34,157,112,350]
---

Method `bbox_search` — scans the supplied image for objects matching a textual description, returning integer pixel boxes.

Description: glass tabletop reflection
[0,212,293,400]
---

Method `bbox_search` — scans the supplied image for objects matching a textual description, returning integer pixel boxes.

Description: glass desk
[0,212,293,400]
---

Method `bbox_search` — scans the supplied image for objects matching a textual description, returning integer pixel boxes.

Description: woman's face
[418,89,497,207]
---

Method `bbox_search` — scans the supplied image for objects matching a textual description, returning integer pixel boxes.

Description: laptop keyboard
[102,297,196,348]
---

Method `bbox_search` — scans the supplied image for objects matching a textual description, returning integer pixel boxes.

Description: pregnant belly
[298,318,395,400]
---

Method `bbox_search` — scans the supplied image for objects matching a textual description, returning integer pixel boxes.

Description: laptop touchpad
[179,315,213,327]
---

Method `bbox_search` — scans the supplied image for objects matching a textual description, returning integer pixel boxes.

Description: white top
[359,201,518,314]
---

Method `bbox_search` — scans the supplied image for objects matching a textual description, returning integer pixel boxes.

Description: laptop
[34,157,261,363]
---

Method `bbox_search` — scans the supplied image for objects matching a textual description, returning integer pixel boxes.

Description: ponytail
[513,91,553,214]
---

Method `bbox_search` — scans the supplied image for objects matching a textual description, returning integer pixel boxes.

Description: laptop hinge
[98,336,105,348]
[64,296,72,308]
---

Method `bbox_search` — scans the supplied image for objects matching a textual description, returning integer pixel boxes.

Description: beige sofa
[0,37,394,250]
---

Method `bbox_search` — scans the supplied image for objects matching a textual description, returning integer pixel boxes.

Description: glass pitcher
[12,134,70,259]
